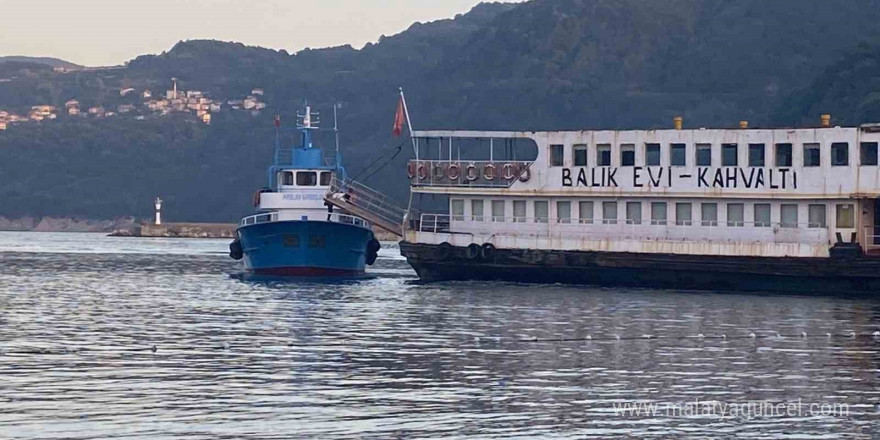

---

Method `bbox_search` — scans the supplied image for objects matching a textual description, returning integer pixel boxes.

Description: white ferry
[398,115,880,293]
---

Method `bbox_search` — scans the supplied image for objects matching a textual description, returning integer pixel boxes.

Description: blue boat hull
[237,220,374,276]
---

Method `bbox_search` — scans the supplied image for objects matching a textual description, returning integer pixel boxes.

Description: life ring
[433,164,447,180]
[406,162,416,179]
[466,243,481,259]
[480,243,496,260]
[447,163,461,180]
[502,163,516,180]
[518,165,531,182]
[437,242,453,260]
[484,163,497,181]
[465,163,478,181]
[417,163,429,180]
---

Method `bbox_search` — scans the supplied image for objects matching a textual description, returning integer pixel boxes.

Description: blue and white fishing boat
[229,105,380,277]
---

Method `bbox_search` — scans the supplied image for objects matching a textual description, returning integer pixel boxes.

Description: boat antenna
[333,102,340,153]
[399,87,417,156]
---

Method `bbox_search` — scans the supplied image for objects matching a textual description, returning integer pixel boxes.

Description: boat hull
[399,241,880,295]
[238,220,373,277]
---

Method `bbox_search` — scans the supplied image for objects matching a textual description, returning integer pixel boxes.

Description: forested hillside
[2,0,880,222]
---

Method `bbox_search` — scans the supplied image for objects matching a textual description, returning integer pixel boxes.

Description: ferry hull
[238,220,373,277]
[399,242,880,295]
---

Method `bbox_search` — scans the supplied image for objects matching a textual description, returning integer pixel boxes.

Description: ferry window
[451,199,465,222]
[282,234,300,247]
[620,144,635,167]
[675,203,692,226]
[754,204,771,227]
[831,142,849,166]
[320,171,332,186]
[471,200,484,222]
[308,234,326,248]
[861,142,878,165]
[602,202,618,225]
[557,201,572,224]
[645,144,661,166]
[836,204,855,228]
[573,144,588,166]
[597,144,612,166]
[727,203,744,227]
[808,204,826,228]
[549,144,564,167]
[671,144,686,166]
[775,143,793,167]
[296,171,318,186]
[722,144,738,166]
[491,200,505,222]
[534,201,549,223]
[803,143,821,167]
[513,200,527,223]
[861,142,877,165]
[696,144,712,166]
[626,202,642,225]
[781,204,799,228]
[701,203,718,226]
[579,201,594,224]
[281,171,294,185]
[748,144,765,167]
[651,202,668,225]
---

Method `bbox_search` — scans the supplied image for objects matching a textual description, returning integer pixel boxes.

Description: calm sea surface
[1,231,879,439]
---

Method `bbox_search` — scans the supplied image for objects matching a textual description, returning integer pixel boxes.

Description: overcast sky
[0,0,522,66]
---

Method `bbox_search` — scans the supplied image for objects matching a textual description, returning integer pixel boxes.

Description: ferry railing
[273,149,338,167]
[240,211,279,226]
[418,214,831,245]
[408,160,533,188]
[861,227,880,253]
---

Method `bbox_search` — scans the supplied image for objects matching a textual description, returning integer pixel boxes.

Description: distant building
[243,97,257,110]
[120,87,135,97]
[0,121,7,130]
[88,106,105,117]
[64,100,79,108]
[68,107,80,116]
[209,103,221,112]
[201,113,211,124]
[251,88,264,96]
[186,90,202,98]
[142,90,152,99]
[117,104,135,113]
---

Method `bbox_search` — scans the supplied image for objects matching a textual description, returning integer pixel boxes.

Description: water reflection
[0,232,878,439]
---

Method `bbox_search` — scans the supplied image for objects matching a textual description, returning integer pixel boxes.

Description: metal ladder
[325,177,406,237]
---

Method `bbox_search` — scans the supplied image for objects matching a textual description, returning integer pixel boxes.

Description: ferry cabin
[405,120,880,259]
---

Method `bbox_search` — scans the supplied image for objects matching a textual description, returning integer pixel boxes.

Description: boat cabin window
[727,203,744,227]
[296,171,318,186]
[861,142,878,165]
[471,200,484,222]
[754,204,771,227]
[602,202,617,224]
[549,144,564,167]
[651,202,667,225]
[675,203,692,226]
[696,144,712,166]
[620,144,635,166]
[579,201,594,224]
[645,144,661,166]
[320,171,332,186]
[281,171,295,185]
[670,144,686,166]
[722,144,738,166]
[808,204,826,228]
[557,201,571,224]
[491,200,505,222]
[804,143,821,167]
[573,144,588,166]
[781,204,798,228]
[836,204,855,228]
[831,143,849,166]
[451,199,464,221]
[748,144,765,167]
[534,201,549,223]
[775,143,793,167]
[626,202,642,225]
[701,203,718,226]
[597,144,612,166]
[513,200,527,223]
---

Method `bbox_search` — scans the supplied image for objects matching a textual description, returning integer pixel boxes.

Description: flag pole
[399,87,418,158]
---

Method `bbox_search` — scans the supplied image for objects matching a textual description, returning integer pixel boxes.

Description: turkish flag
[392,97,405,137]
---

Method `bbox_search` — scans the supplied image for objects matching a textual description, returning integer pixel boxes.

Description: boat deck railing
[416,213,831,246]
[861,227,880,254]
[240,211,370,229]
[325,177,406,236]
[274,149,338,167]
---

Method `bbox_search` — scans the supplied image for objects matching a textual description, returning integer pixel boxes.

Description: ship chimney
[673,116,683,130]
[820,114,831,128]
[739,120,749,129]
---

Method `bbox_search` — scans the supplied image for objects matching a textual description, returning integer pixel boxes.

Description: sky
[0,0,522,66]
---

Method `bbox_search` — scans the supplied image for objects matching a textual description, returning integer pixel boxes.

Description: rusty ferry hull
[399,242,880,295]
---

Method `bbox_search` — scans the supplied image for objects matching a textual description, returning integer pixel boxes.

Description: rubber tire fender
[465,243,481,260]
[480,243,496,260]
